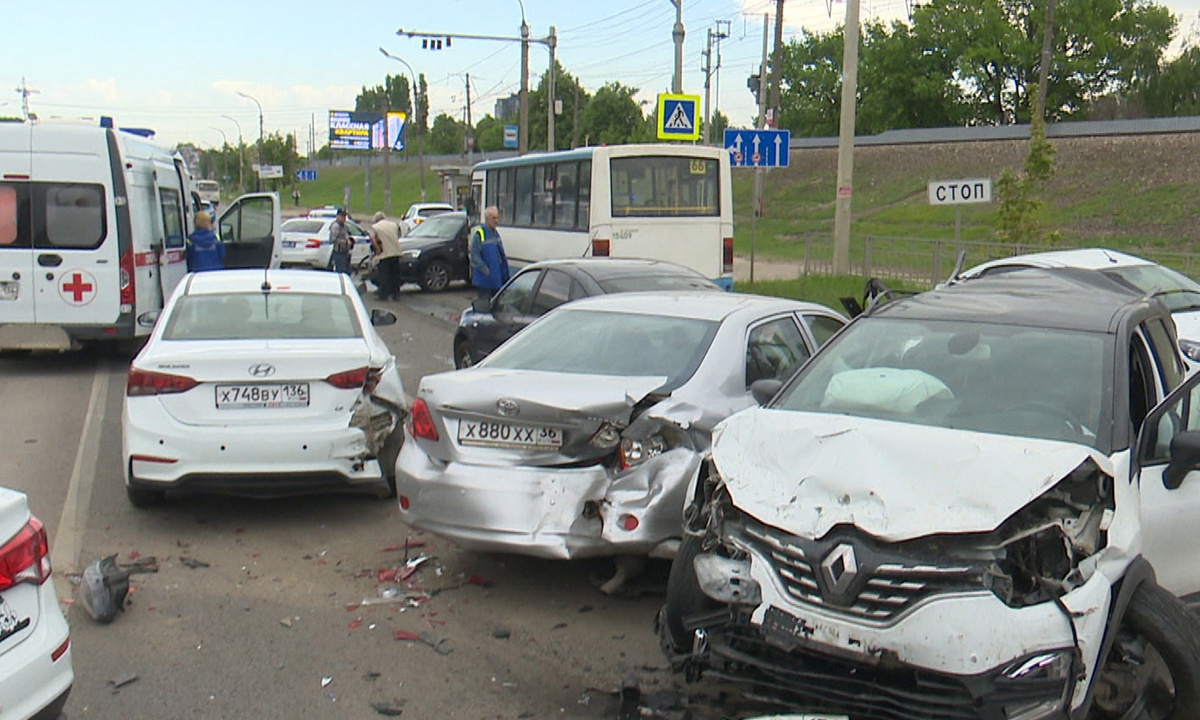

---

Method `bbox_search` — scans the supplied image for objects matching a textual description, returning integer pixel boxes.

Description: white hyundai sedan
[0,487,73,720]
[122,269,408,506]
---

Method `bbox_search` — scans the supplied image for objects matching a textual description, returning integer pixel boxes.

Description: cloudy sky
[3,0,1198,149]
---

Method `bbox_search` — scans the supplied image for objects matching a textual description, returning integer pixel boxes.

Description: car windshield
[598,273,717,292]
[163,292,363,340]
[408,214,465,238]
[281,219,324,233]
[776,317,1110,449]
[482,308,719,391]
[1102,264,1200,312]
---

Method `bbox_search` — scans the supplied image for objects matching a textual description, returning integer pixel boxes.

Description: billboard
[329,110,381,151]
[329,110,407,151]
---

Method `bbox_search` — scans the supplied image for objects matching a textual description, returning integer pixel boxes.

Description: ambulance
[0,122,281,351]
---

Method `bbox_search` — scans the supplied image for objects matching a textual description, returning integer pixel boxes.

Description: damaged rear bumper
[394,434,701,559]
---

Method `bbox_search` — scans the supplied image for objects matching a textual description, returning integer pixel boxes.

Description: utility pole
[547,26,557,151]
[520,19,530,154]
[465,73,474,164]
[769,0,785,127]
[384,95,391,214]
[831,0,861,275]
[750,13,770,283]
[15,77,39,120]
[572,86,580,149]
[702,29,713,143]
[670,0,685,93]
[1035,0,1057,123]
[713,20,729,133]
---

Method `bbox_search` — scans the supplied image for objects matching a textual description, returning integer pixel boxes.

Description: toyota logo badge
[496,398,520,417]
[248,363,276,378]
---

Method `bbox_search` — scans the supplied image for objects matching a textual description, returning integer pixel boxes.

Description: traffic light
[747,74,761,103]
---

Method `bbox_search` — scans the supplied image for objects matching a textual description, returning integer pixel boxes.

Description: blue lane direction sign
[724,129,790,168]
[295,169,318,182]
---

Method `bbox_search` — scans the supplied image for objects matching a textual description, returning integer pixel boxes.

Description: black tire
[1091,582,1200,719]
[454,337,474,370]
[661,536,720,654]
[126,483,165,508]
[377,424,405,499]
[420,259,452,292]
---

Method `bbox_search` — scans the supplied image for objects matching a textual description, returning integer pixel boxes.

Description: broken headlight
[997,651,1074,720]
[980,460,1113,608]
[619,434,667,468]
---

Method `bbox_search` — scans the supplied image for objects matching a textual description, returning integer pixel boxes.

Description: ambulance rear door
[0,123,34,326]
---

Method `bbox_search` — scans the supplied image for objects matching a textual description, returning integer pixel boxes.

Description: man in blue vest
[469,205,510,300]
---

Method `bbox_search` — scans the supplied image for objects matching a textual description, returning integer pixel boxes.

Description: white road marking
[52,363,111,586]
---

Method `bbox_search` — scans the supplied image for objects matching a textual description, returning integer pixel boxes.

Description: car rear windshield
[1102,264,1200,313]
[598,273,717,293]
[163,292,363,340]
[482,308,719,391]
[408,214,465,238]
[776,316,1111,450]
[282,219,325,233]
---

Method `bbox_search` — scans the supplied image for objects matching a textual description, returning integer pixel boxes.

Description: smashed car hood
[712,408,1112,542]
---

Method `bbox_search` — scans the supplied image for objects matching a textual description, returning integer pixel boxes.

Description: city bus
[470,143,734,289]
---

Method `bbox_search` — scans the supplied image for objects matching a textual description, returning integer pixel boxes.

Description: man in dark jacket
[186,211,225,272]
[469,205,510,299]
[329,208,353,274]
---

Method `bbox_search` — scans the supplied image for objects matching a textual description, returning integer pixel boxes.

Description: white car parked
[399,202,454,236]
[122,269,408,506]
[957,248,1200,363]
[0,487,72,720]
[279,217,372,271]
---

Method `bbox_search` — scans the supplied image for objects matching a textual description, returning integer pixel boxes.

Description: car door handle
[37,254,63,267]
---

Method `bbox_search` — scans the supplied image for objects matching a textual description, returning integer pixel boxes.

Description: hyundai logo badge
[496,398,520,417]
[248,363,276,378]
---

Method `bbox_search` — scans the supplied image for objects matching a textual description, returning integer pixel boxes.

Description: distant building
[176,144,202,174]
[494,94,520,122]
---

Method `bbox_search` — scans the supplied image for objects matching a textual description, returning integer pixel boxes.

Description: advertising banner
[329,110,382,151]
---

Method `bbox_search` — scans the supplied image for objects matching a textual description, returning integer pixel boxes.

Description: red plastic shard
[394,630,421,641]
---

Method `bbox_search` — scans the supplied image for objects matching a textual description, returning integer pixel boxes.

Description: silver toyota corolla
[394,291,845,560]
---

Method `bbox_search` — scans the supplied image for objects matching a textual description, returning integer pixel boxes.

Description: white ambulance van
[0,122,281,351]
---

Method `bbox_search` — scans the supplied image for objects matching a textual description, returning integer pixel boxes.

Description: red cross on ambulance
[59,271,97,306]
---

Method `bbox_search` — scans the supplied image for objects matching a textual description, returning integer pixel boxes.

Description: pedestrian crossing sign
[656,93,701,141]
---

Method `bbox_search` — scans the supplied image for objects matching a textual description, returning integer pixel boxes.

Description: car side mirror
[136,310,161,328]
[220,223,234,240]
[471,296,491,313]
[750,378,783,406]
[1165,430,1200,489]
[370,308,397,327]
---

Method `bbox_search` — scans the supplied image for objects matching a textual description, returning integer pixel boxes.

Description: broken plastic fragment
[394,630,421,641]
[321,676,333,688]
[110,671,139,689]
[465,575,493,588]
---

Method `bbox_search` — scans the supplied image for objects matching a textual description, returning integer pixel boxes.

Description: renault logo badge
[248,363,276,378]
[821,543,859,595]
[496,398,520,417]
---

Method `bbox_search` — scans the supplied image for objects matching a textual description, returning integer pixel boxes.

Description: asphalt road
[2,280,754,720]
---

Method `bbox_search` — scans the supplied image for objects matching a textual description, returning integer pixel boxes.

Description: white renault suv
[0,487,72,719]
[662,268,1200,719]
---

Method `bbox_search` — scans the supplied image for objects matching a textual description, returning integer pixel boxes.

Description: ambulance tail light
[592,239,610,257]
[119,247,135,309]
[723,237,734,274]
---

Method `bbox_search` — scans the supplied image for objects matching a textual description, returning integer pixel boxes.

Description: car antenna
[261,266,271,293]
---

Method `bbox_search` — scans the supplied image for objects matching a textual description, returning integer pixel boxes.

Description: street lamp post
[209,127,228,188]
[236,91,264,191]
[379,48,427,203]
[221,114,244,193]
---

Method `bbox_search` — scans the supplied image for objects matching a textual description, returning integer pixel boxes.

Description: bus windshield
[610,156,719,218]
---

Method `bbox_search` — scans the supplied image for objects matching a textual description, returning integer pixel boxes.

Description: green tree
[858,20,971,131]
[706,109,730,141]
[473,115,506,152]
[528,61,591,150]
[427,113,466,155]
[1133,45,1200,116]
[356,74,412,115]
[776,31,845,136]
[579,82,645,145]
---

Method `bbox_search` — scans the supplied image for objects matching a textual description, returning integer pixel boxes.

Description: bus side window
[554,163,578,229]
[578,161,591,230]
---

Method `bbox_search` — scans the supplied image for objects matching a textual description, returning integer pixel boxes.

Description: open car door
[218,192,281,269]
